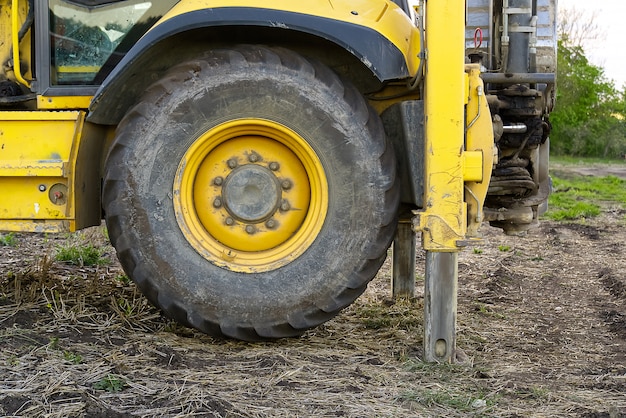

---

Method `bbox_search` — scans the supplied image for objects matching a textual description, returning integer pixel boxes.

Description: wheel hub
[222,165,281,223]
[187,132,317,253]
[173,119,328,272]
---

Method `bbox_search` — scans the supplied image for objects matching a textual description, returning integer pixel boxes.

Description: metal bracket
[465,65,495,238]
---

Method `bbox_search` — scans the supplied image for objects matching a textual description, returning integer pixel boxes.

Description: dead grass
[1,212,625,417]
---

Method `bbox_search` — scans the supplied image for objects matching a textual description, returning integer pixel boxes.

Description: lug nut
[245,225,256,234]
[281,179,293,190]
[227,158,238,169]
[280,200,291,212]
[269,162,280,171]
[266,219,277,229]
[213,176,224,186]
[213,197,223,208]
[248,153,260,163]
[225,217,234,226]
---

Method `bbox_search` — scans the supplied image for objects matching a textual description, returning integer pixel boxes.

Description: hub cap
[222,165,281,223]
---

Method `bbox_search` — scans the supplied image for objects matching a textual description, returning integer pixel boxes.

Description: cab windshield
[49,0,176,85]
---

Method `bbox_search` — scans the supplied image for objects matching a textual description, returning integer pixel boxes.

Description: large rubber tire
[103,45,399,341]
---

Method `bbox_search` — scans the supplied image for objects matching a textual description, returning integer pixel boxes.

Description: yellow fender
[88,0,421,125]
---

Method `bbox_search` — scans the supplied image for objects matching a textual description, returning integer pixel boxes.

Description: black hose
[17,0,35,42]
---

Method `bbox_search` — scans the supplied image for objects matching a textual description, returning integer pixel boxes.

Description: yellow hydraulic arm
[414,0,495,363]
[416,0,466,252]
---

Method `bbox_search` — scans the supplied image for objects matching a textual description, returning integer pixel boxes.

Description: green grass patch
[48,337,60,350]
[474,302,507,319]
[545,175,626,221]
[93,374,126,393]
[63,350,83,364]
[55,243,107,266]
[115,274,131,285]
[0,233,17,247]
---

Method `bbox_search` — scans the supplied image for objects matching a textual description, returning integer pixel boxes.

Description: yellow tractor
[0,0,555,362]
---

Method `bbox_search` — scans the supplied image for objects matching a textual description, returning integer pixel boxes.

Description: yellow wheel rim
[174,119,328,273]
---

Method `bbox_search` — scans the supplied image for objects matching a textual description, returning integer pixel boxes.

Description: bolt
[38,184,47,192]
[213,197,223,208]
[213,176,224,186]
[281,179,293,190]
[280,200,291,212]
[227,158,238,169]
[248,153,259,163]
[245,225,256,234]
[225,217,235,226]
[266,219,277,229]
[269,162,280,171]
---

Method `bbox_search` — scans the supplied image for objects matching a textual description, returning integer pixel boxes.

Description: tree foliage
[549,9,626,158]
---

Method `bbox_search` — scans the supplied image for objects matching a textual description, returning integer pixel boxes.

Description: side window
[48,0,163,85]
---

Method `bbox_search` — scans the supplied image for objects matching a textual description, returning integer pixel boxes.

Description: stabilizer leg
[423,251,458,363]
[391,221,416,299]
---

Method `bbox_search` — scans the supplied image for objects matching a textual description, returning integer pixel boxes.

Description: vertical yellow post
[417,0,466,363]
[418,0,466,247]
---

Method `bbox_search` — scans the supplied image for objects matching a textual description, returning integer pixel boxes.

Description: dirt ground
[1,175,625,417]
[550,161,626,180]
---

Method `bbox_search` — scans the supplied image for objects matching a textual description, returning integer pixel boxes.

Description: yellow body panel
[0,111,102,233]
[38,96,93,110]
[158,0,421,76]
[0,111,78,176]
